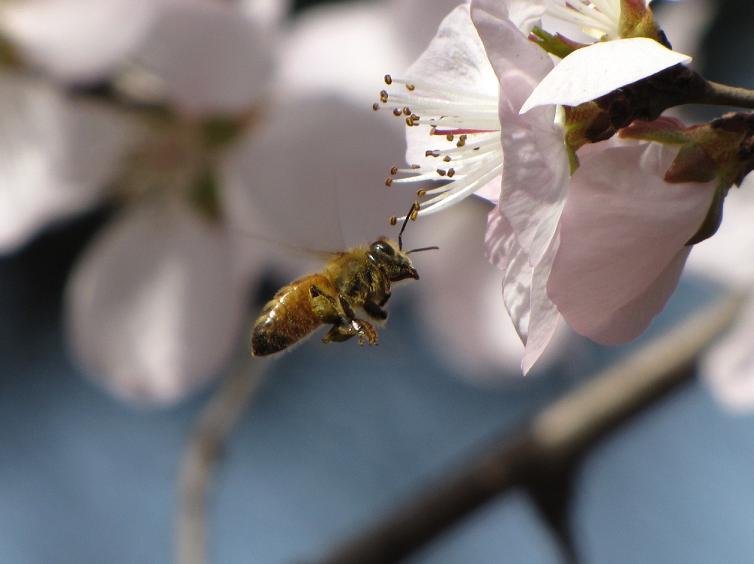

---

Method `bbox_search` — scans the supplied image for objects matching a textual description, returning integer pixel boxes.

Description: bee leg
[323,320,378,345]
[309,284,346,323]
[363,300,388,321]
[322,324,357,343]
[352,319,378,346]
[337,296,378,346]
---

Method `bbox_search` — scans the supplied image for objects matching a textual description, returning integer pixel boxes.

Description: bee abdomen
[250,275,327,356]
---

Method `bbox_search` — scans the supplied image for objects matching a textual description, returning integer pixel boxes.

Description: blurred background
[1,0,754,563]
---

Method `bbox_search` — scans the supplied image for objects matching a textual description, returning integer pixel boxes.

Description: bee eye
[371,241,394,255]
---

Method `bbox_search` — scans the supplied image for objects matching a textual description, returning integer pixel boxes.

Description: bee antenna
[398,202,418,251]
[406,246,439,254]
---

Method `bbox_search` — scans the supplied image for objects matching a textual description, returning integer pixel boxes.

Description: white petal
[66,200,246,405]
[0,0,159,82]
[520,37,692,113]
[0,74,136,252]
[702,295,754,413]
[407,3,498,97]
[134,0,273,114]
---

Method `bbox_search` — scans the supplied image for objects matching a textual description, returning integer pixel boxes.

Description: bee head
[368,238,419,281]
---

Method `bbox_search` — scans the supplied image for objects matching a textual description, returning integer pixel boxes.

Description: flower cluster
[378,0,754,374]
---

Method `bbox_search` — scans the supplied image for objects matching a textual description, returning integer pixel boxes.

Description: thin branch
[701,81,754,110]
[175,356,271,564]
[314,290,746,564]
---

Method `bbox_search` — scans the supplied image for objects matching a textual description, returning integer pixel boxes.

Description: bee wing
[229,227,343,261]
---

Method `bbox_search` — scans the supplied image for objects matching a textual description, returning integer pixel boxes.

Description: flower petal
[472,0,570,264]
[0,74,136,252]
[520,37,692,113]
[548,142,716,344]
[405,3,499,95]
[0,0,159,82]
[65,200,246,404]
[486,205,562,373]
[134,0,273,114]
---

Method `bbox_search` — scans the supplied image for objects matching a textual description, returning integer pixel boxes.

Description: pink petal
[521,38,692,114]
[548,142,716,344]
[472,0,570,264]
[486,206,562,373]
[66,200,246,404]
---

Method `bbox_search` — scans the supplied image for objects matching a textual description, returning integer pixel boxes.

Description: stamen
[376,74,503,217]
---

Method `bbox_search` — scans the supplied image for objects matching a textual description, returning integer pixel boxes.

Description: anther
[380,90,389,103]
[406,117,414,126]
[393,108,402,117]
[447,168,456,178]
[385,177,393,187]
[425,149,440,158]
[446,134,454,142]
[406,84,416,91]
[402,107,411,116]
[411,164,421,169]
[417,189,427,197]
[384,74,393,85]
[437,169,447,176]
[443,155,451,162]
[389,216,398,226]
[410,206,419,221]
[390,166,398,175]
[372,103,380,111]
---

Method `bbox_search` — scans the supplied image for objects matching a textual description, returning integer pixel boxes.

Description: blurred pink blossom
[687,179,754,412]
[0,0,286,404]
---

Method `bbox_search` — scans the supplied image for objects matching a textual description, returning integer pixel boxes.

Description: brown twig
[175,356,271,564]
[314,290,746,564]
[701,81,754,110]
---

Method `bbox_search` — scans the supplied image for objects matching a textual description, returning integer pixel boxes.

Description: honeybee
[251,205,437,356]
